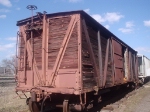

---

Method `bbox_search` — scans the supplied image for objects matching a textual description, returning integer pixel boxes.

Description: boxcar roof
[138,54,150,60]
[16,10,137,53]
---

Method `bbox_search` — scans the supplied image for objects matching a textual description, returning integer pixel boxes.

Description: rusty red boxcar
[16,10,138,112]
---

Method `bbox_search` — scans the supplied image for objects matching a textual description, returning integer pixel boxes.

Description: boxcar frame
[16,10,138,112]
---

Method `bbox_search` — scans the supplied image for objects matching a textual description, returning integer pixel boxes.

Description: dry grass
[0,84,30,112]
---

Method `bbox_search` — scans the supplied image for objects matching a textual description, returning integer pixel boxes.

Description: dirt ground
[113,82,150,112]
[1,82,150,112]
[0,83,29,112]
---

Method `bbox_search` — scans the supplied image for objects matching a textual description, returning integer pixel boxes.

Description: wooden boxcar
[16,10,138,112]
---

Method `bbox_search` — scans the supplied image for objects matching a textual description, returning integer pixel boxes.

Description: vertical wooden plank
[111,37,117,84]
[128,51,131,80]
[97,30,103,87]
[124,48,128,80]
[127,48,129,80]
[110,39,115,85]
[130,53,133,80]
[82,19,100,87]
[133,54,136,80]
[103,39,110,86]
[135,56,138,81]
[135,54,137,80]
[42,14,47,85]
[46,18,49,86]
[77,14,83,90]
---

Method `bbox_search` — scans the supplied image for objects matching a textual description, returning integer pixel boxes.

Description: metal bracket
[15,91,27,99]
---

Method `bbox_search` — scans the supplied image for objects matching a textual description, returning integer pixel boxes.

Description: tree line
[0,55,17,76]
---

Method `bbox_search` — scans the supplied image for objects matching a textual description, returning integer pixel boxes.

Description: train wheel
[139,78,144,85]
[28,98,40,112]
[63,100,70,112]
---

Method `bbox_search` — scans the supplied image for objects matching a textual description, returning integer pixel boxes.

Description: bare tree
[1,55,17,75]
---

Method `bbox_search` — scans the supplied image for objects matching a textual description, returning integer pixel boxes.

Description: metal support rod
[80,93,83,104]
[41,95,48,112]
[24,31,27,84]
[16,31,21,87]
[31,9,33,24]
[26,5,37,24]
[31,31,34,86]
[16,32,19,74]
[26,5,37,86]
[97,30,103,87]
[103,39,110,87]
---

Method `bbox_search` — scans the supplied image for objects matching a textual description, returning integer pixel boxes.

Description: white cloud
[118,28,133,33]
[119,21,134,33]
[0,15,6,19]
[92,12,124,24]
[144,20,150,27]
[69,0,82,3]
[0,43,15,51]
[104,25,110,29]
[105,12,124,23]
[6,37,17,41]
[84,8,90,14]
[91,14,105,23]
[0,0,12,7]
[0,9,10,12]
[16,7,20,10]
[135,47,150,53]
[126,21,134,28]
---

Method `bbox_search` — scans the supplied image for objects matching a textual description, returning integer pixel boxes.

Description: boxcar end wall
[16,10,138,95]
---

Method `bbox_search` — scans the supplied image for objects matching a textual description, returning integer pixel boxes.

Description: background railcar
[138,54,150,84]
[16,10,138,112]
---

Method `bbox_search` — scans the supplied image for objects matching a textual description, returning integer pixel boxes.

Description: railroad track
[0,76,15,86]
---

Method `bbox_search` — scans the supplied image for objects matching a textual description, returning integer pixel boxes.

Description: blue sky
[0,0,150,61]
